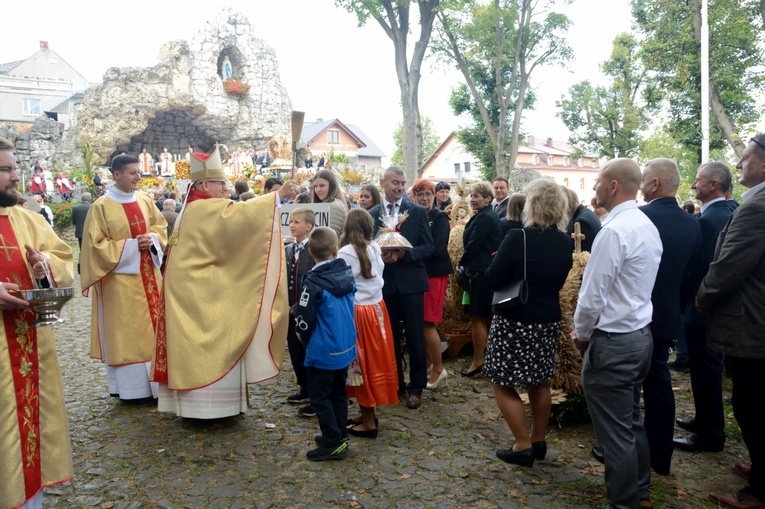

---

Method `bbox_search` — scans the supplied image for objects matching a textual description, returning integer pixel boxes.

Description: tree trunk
[691,1,745,157]
[375,0,439,183]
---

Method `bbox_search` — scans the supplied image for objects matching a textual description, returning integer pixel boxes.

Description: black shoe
[287,391,309,404]
[667,361,690,373]
[348,426,378,439]
[496,447,535,467]
[298,405,316,417]
[676,417,699,433]
[591,446,604,464]
[306,441,348,461]
[652,462,670,476]
[346,417,378,427]
[460,364,484,377]
[532,441,547,460]
[120,396,156,405]
[673,435,724,453]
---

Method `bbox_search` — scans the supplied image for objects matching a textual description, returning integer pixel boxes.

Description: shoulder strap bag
[491,228,529,312]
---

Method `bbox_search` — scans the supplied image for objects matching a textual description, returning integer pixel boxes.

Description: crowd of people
[2,133,765,508]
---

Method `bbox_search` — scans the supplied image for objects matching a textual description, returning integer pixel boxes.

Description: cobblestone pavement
[42,273,748,508]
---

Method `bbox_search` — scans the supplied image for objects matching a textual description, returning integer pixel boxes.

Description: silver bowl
[17,287,74,327]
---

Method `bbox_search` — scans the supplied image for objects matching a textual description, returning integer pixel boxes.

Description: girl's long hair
[340,208,375,279]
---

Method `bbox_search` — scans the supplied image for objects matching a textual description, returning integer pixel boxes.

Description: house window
[454,163,461,174]
[327,130,339,144]
[592,158,598,168]
[22,98,41,116]
[531,154,539,164]
[464,162,471,173]
[563,156,570,166]
[563,177,569,187]
[580,178,585,190]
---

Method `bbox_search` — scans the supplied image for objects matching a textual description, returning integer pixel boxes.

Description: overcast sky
[7,0,742,163]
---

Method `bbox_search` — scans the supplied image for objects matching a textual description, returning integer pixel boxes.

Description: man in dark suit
[674,162,733,454]
[492,177,509,218]
[699,136,765,509]
[369,167,433,409]
[638,158,701,476]
[565,188,600,252]
[71,191,91,274]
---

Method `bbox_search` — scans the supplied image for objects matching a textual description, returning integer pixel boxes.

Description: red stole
[0,216,42,501]
[121,202,160,334]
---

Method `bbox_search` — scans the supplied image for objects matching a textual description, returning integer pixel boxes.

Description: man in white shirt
[572,158,662,509]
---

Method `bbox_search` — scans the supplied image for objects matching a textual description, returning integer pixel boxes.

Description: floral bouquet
[374,209,413,250]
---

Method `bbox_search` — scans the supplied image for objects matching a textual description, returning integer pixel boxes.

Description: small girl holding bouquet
[338,208,399,438]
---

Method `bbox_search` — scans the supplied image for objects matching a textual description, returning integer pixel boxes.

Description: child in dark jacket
[294,227,357,461]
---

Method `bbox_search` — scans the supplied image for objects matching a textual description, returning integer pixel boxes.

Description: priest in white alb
[152,145,294,419]
[80,154,167,402]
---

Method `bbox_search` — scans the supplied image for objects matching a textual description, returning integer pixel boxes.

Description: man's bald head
[594,158,642,211]
[642,158,680,201]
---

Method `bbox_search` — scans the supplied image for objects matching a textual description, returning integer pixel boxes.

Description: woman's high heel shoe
[460,364,484,378]
[426,369,448,390]
[496,446,535,467]
[531,440,547,460]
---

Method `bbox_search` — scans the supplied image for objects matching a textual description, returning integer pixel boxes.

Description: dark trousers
[307,366,348,448]
[287,319,308,393]
[728,356,765,501]
[643,338,675,474]
[77,237,82,275]
[684,323,725,446]
[384,291,426,396]
[583,327,653,509]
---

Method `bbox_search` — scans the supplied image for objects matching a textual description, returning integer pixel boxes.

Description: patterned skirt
[483,317,560,387]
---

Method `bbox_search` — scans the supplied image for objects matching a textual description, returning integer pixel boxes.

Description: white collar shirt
[700,196,725,214]
[381,198,403,216]
[742,181,765,202]
[574,200,663,341]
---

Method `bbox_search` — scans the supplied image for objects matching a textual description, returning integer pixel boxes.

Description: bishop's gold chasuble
[0,206,74,508]
[152,192,288,390]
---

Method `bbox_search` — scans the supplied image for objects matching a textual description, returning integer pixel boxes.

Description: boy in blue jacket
[294,227,357,461]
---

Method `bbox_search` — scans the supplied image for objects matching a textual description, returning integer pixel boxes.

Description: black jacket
[459,206,502,272]
[71,202,90,239]
[485,227,572,323]
[424,207,453,276]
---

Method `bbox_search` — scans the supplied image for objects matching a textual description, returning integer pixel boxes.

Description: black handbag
[492,229,528,312]
[456,266,478,291]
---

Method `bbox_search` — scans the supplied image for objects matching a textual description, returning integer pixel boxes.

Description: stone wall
[74,8,292,164]
[0,117,64,173]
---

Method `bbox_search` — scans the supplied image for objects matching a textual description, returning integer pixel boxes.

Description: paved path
[41,276,748,508]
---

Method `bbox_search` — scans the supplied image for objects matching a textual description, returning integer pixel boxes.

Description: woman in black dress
[458,181,502,377]
[483,179,573,467]
[500,192,526,237]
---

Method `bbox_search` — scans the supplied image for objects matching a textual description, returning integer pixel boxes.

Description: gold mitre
[189,145,225,181]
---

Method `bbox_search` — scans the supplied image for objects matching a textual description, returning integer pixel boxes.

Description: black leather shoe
[496,447,535,467]
[531,441,547,460]
[591,446,604,464]
[460,364,484,377]
[673,435,724,453]
[676,417,699,433]
[348,426,378,439]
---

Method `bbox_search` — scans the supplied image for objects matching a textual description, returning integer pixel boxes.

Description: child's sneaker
[306,441,348,461]
[287,391,309,404]
[298,405,316,417]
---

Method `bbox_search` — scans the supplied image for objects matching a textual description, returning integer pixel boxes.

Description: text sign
[280,203,332,230]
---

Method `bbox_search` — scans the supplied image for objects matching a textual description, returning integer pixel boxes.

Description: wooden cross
[571,222,585,254]
[130,215,145,232]
[0,234,19,262]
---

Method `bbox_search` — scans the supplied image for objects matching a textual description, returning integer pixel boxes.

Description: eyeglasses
[749,138,765,151]
[205,180,227,187]
[415,192,434,199]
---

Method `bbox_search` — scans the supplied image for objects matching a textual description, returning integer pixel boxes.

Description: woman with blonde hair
[338,208,399,438]
[311,169,348,236]
[458,181,503,377]
[483,178,573,467]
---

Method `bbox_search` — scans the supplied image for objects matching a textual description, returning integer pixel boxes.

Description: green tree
[557,33,661,159]
[631,0,763,159]
[336,0,440,182]
[391,116,441,167]
[434,0,572,178]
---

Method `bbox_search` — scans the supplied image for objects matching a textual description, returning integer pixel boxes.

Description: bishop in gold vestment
[80,155,167,401]
[1,137,74,509]
[152,147,290,419]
